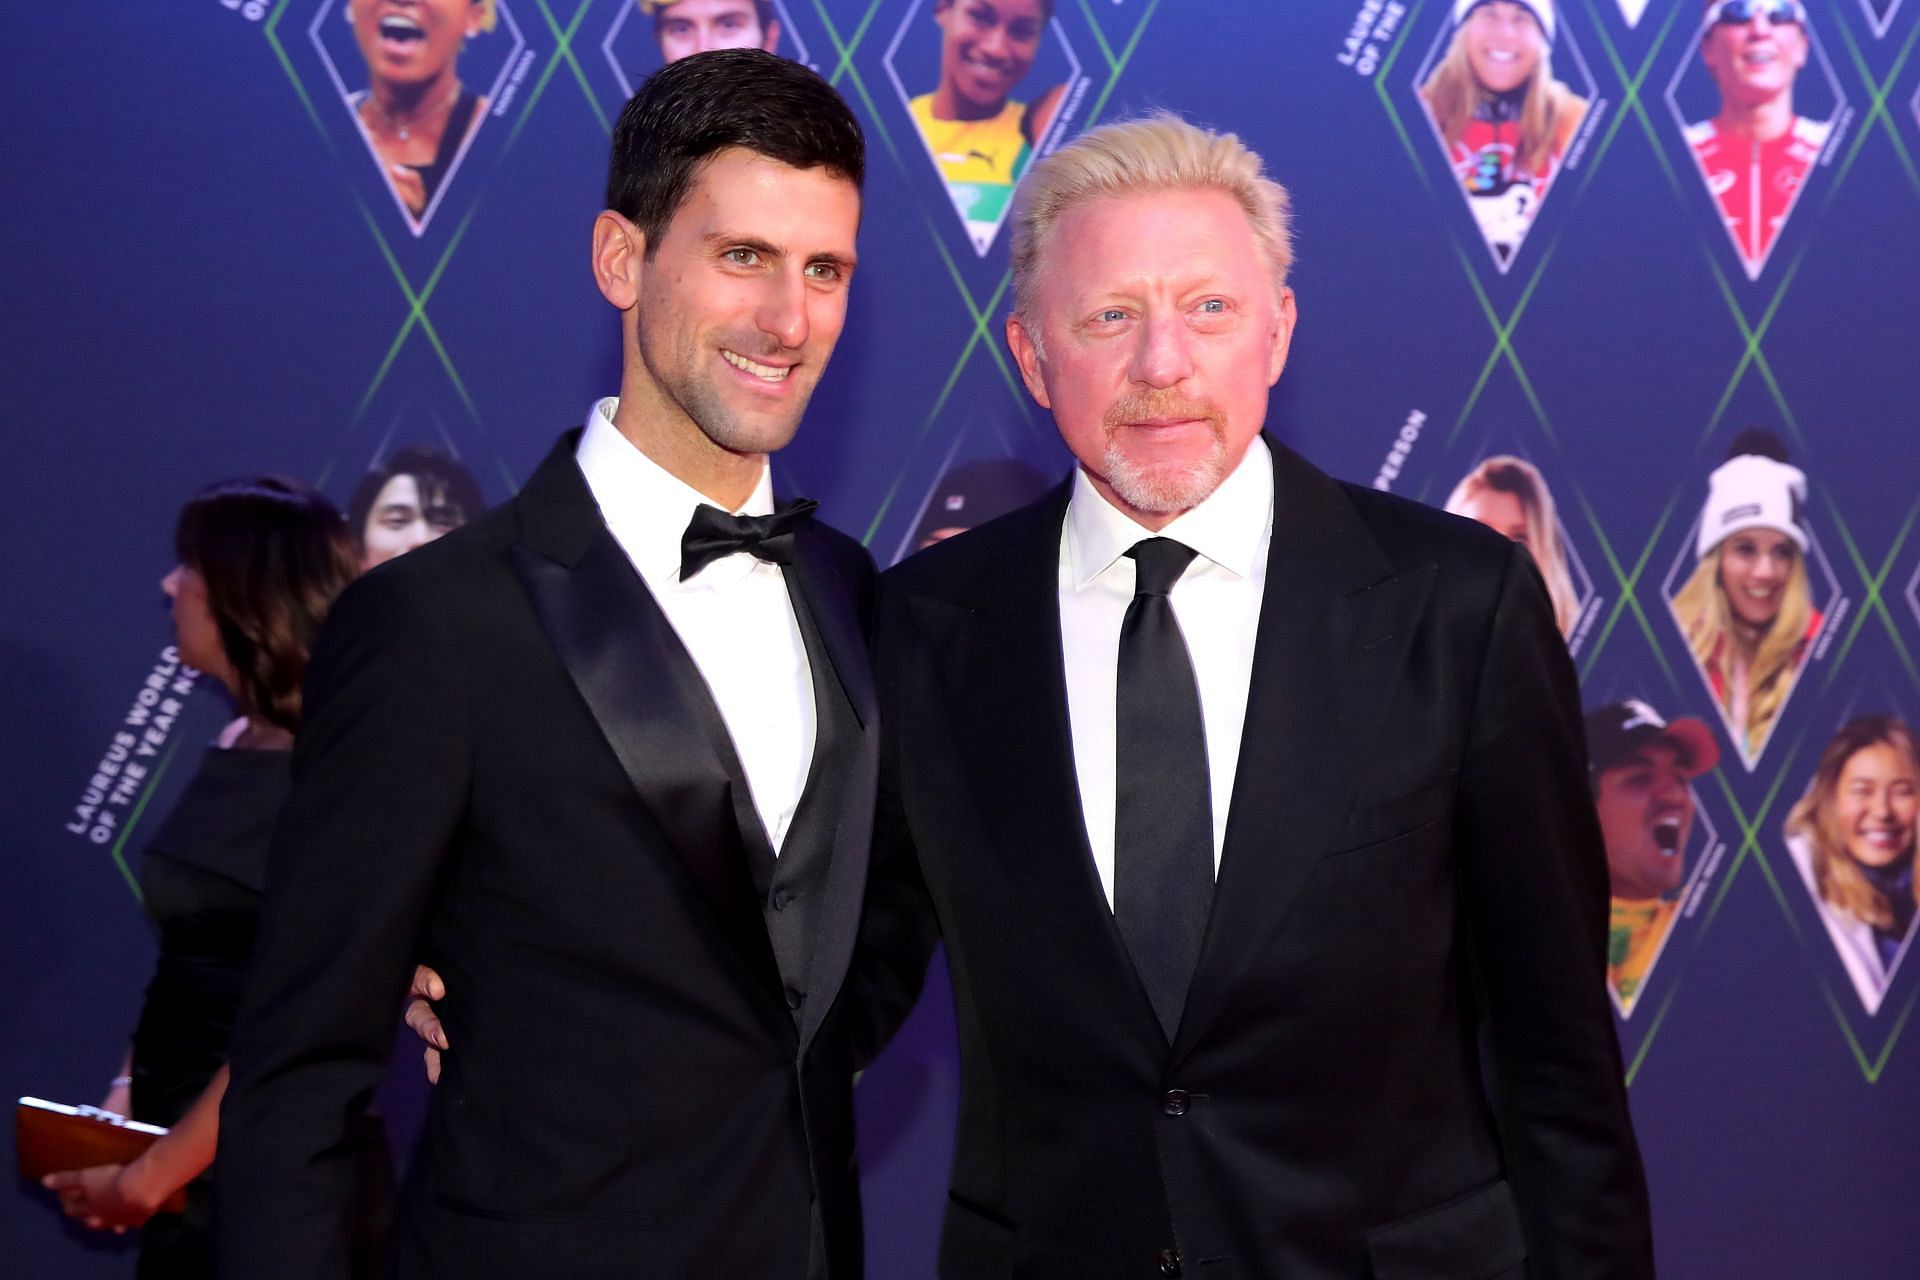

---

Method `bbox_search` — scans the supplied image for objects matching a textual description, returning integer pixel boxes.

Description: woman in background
[1420,0,1588,262]
[1671,433,1819,761]
[1784,716,1920,1013]
[347,0,496,221]
[1445,453,1581,639]
[42,479,388,1277]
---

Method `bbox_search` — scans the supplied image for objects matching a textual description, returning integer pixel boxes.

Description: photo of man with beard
[1585,699,1720,1014]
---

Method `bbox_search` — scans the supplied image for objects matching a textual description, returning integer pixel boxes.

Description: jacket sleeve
[1454,542,1656,1279]
[217,569,472,1279]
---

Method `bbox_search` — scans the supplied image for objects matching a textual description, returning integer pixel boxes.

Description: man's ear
[1266,286,1298,386]
[592,211,643,311]
[1006,313,1052,409]
[762,19,782,51]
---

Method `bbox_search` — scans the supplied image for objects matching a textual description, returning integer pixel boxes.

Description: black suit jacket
[854,437,1653,1279]
[219,435,879,1279]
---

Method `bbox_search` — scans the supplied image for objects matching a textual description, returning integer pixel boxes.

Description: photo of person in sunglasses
[1682,0,1830,276]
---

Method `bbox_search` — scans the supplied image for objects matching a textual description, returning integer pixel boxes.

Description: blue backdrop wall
[5,1,1918,1276]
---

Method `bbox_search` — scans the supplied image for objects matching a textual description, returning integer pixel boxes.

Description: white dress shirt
[575,397,816,852]
[1059,437,1274,909]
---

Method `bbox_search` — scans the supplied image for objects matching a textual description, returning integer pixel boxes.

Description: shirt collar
[574,396,775,587]
[1065,435,1274,590]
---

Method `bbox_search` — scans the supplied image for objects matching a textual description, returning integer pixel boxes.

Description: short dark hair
[346,444,487,552]
[174,477,359,732]
[649,0,777,39]
[604,48,864,252]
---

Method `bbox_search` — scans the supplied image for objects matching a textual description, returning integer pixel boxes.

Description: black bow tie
[679,498,818,580]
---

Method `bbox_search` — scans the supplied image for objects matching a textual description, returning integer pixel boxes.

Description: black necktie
[1114,537,1214,1043]
[679,497,818,581]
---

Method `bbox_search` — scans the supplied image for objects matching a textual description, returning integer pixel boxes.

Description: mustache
[1103,391,1227,436]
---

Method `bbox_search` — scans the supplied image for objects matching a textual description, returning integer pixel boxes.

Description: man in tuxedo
[853,113,1654,1277]
[219,50,877,1279]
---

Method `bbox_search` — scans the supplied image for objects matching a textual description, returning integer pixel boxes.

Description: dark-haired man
[219,50,875,1279]
[1585,699,1719,1011]
[645,0,782,63]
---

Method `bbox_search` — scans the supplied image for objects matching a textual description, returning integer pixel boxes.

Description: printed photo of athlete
[905,0,1067,251]
[1585,699,1720,1015]
[645,0,782,63]
[341,0,500,228]
[345,444,487,569]
[1418,0,1589,267]
[1682,0,1832,276]
[1669,430,1823,767]
[1444,454,1582,639]
[1784,715,1920,1014]
[904,455,1051,557]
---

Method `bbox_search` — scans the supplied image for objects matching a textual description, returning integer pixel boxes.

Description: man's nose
[757,269,810,349]
[1129,312,1194,388]
[977,22,1012,61]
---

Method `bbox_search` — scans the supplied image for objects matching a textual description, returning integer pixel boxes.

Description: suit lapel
[912,487,1167,1042]
[1169,440,1436,1066]
[509,435,785,1005]
[783,527,877,1053]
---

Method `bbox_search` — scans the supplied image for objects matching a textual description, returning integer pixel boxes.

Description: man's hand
[41,1163,158,1233]
[404,964,450,1084]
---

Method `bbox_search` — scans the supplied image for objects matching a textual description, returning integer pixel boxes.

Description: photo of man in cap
[904,456,1051,557]
[1585,698,1721,1013]
[1682,0,1831,276]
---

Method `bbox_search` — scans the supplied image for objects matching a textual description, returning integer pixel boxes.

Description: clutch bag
[16,1096,188,1213]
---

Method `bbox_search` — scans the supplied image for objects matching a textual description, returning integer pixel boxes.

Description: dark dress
[129,744,394,1278]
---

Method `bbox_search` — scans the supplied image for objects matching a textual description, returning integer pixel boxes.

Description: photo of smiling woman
[345,0,497,226]
[1784,716,1920,1014]
[1419,0,1589,265]
[910,0,1065,250]
[1444,454,1580,639]
[1670,431,1822,765]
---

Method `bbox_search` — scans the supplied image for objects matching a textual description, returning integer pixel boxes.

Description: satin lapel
[1168,442,1437,1067]
[783,530,877,1052]
[910,491,1166,1043]
[787,527,876,730]
[509,441,783,1003]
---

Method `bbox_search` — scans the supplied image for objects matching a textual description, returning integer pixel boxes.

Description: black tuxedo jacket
[219,435,879,1279]
[854,437,1653,1279]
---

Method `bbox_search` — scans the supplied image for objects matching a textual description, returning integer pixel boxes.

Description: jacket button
[1158,1247,1181,1276]
[1161,1089,1190,1116]
[785,986,805,1010]
[771,890,793,911]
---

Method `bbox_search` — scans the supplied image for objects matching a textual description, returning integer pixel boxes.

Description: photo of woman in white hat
[1669,430,1823,764]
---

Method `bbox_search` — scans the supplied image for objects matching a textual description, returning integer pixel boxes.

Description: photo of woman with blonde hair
[1419,0,1589,264]
[1784,715,1920,1013]
[1670,432,1821,763]
[1444,454,1580,639]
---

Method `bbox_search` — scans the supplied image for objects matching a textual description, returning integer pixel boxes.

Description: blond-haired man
[856,113,1653,1277]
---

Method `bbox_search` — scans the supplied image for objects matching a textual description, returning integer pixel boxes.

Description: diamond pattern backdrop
[2,2,1916,1275]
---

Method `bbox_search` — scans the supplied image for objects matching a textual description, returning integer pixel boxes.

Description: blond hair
[1419,24,1585,178]
[1445,455,1579,638]
[1672,540,1813,756]
[1008,111,1294,332]
[1785,716,1920,932]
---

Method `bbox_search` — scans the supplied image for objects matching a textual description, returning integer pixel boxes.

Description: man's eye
[805,261,842,282]
[1197,299,1226,314]
[725,247,762,266]
[1097,309,1127,323]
